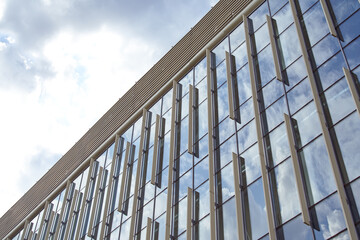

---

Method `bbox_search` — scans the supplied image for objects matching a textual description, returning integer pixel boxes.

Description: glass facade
[5,0,360,239]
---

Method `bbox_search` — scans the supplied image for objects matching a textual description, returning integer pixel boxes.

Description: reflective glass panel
[334,112,360,182]
[299,136,337,205]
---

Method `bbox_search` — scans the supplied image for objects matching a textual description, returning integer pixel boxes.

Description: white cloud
[0,0,219,219]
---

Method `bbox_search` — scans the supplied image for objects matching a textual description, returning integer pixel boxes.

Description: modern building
[1,0,360,239]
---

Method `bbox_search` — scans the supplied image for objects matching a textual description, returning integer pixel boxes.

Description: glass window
[292,101,321,147]
[311,34,339,68]
[348,178,360,223]
[222,198,239,239]
[254,24,270,53]
[219,134,237,168]
[212,38,229,65]
[277,24,302,68]
[237,120,257,153]
[302,2,328,46]
[248,2,269,32]
[218,117,235,144]
[343,36,360,70]
[312,193,347,239]
[216,81,230,122]
[339,9,360,46]
[196,215,211,240]
[298,0,318,14]
[329,0,359,25]
[256,45,276,86]
[230,23,245,51]
[265,123,290,167]
[261,96,287,133]
[261,78,284,108]
[272,2,293,34]
[287,78,312,115]
[240,143,261,186]
[244,178,269,240]
[237,64,252,103]
[316,51,347,91]
[217,162,235,203]
[233,43,248,71]
[195,181,210,220]
[298,136,337,205]
[277,214,313,240]
[285,56,307,90]
[324,78,356,125]
[334,112,360,182]
[195,58,207,85]
[194,157,209,188]
[270,159,301,225]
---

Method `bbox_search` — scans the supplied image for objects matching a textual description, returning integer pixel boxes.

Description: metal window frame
[99,135,124,239]
[232,152,245,239]
[87,166,104,237]
[151,115,161,186]
[165,80,178,239]
[186,187,193,240]
[284,113,311,225]
[289,0,358,238]
[129,108,149,239]
[244,14,277,240]
[74,158,95,239]
[53,180,73,240]
[206,49,216,240]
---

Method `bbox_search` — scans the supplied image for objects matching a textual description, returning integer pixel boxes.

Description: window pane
[222,198,239,239]
[244,178,269,240]
[271,159,301,225]
[287,78,312,115]
[240,143,261,186]
[312,193,347,239]
[302,2,328,46]
[265,123,290,167]
[324,78,356,125]
[277,214,313,240]
[299,136,337,205]
[334,112,360,182]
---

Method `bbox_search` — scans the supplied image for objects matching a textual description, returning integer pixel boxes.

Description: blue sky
[0,0,218,217]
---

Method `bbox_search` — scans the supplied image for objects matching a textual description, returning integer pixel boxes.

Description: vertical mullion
[156,116,166,188]
[129,108,148,239]
[118,142,131,213]
[99,135,121,239]
[244,15,277,240]
[53,180,71,240]
[87,166,104,237]
[289,0,358,238]
[266,15,283,82]
[151,115,161,185]
[232,153,245,239]
[74,158,95,240]
[64,190,79,239]
[44,211,55,240]
[165,80,178,239]
[343,68,360,116]
[146,217,152,240]
[186,187,193,240]
[35,201,49,240]
[206,49,216,240]
[21,220,29,240]
[284,114,311,225]
[188,85,194,155]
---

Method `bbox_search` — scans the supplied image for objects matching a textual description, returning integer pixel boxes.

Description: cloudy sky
[0,0,218,217]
